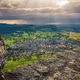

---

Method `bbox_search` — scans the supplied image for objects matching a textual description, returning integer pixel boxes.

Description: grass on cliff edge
[3,53,57,73]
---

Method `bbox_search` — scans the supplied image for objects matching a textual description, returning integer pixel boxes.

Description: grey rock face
[3,38,80,80]
[5,52,80,80]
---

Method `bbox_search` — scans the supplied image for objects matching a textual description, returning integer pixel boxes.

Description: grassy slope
[4,31,80,47]
[3,53,57,72]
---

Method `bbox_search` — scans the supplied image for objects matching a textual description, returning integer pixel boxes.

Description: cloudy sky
[0,0,80,24]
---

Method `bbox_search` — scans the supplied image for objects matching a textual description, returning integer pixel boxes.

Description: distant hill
[0,24,80,35]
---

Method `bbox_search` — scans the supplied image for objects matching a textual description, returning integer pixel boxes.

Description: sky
[0,0,80,24]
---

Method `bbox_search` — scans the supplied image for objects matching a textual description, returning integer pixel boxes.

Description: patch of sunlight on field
[69,32,80,40]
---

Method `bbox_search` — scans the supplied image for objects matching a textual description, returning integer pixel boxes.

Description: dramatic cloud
[0,0,80,24]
